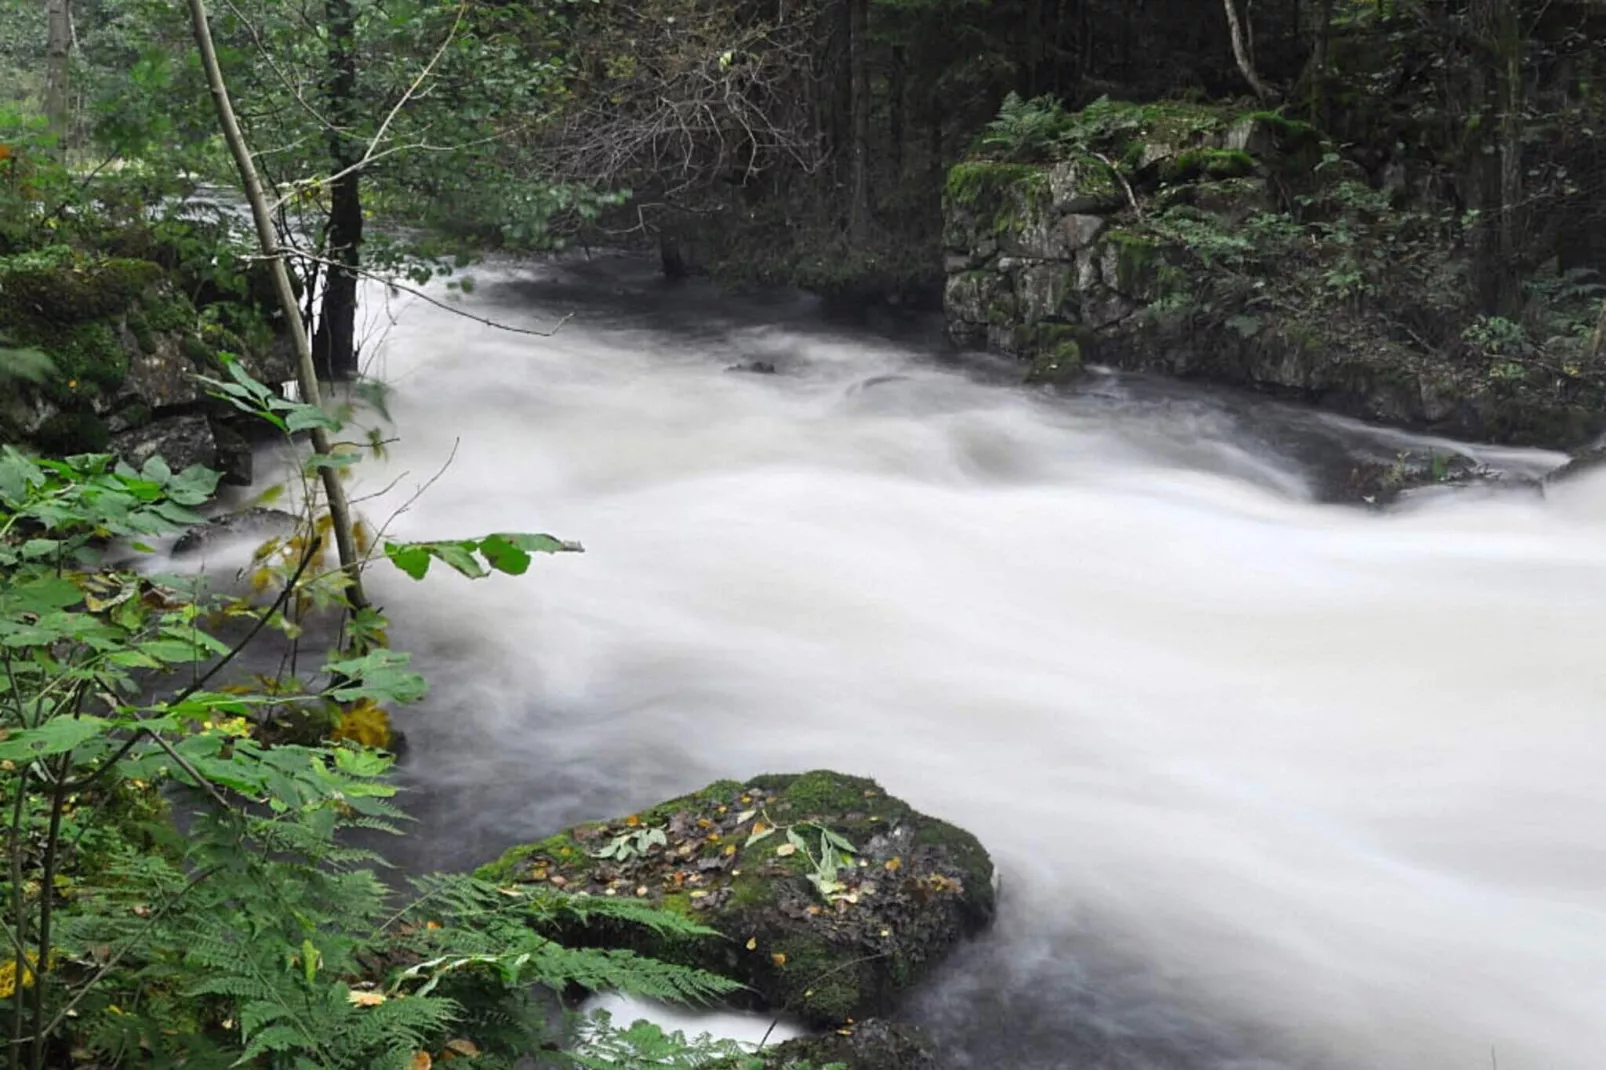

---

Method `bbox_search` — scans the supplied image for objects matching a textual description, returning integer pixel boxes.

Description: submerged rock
[476,771,995,1027]
[751,1017,936,1070]
[172,506,298,555]
[1337,449,1543,507]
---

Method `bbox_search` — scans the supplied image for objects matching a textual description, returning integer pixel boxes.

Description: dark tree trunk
[848,0,870,244]
[1467,0,1521,315]
[1313,0,1334,127]
[44,0,71,154]
[312,0,363,382]
[889,45,906,179]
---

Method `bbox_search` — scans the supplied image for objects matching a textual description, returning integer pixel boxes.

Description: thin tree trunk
[184,0,369,612]
[43,0,71,155]
[1591,298,1606,362]
[1313,0,1334,126]
[848,0,870,245]
[311,0,362,382]
[889,45,906,180]
[1224,0,1276,102]
[1497,12,1523,314]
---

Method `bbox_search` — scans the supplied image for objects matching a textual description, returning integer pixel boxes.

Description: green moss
[33,411,110,454]
[1242,109,1320,144]
[751,770,896,823]
[944,162,1050,236]
[35,321,129,405]
[769,934,863,1023]
[472,827,597,884]
[1160,148,1257,184]
[944,162,1042,209]
[1024,327,1085,384]
[0,247,162,325]
[1105,229,1164,295]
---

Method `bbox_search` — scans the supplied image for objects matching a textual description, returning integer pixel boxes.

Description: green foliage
[979,92,1072,162]
[383,532,583,582]
[0,359,738,1069]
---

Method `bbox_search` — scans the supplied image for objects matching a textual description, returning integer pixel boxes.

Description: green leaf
[0,716,112,760]
[285,406,340,432]
[501,532,583,554]
[477,533,530,576]
[746,826,777,848]
[324,649,427,704]
[383,542,432,580]
[432,541,487,578]
[0,576,82,615]
[137,638,211,664]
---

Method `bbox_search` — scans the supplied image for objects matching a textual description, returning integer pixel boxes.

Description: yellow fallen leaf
[411,1054,432,1070]
[775,843,798,857]
[443,1038,481,1058]
[347,991,387,1007]
[771,953,787,967]
[745,937,757,950]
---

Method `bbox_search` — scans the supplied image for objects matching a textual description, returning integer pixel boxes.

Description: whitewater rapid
[245,257,1605,1068]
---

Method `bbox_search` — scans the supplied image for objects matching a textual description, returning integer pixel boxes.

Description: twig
[1092,152,1143,219]
[363,438,460,568]
[270,250,573,337]
[266,2,468,212]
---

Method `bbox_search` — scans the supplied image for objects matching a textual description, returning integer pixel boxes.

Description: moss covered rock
[476,771,995,1028]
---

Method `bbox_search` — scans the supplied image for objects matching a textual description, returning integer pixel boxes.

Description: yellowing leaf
[775,843,798,857]
[411,1054,432,1070]
[443,1038,481,1058]
[771,952,787,967]
[348,991,387,1007]
[330,699,393,749]
[745,937,757,950]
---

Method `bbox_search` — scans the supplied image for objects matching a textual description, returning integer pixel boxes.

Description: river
[248,254,1606,1068]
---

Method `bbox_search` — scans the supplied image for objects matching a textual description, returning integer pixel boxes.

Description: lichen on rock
[475,770,995,1028]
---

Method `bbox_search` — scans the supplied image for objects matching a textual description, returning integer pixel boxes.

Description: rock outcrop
[0,245,291,479]
[476,771,995,1029]
[942,98,1606,449]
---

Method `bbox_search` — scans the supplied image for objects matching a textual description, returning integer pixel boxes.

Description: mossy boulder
[475,771,995,1028]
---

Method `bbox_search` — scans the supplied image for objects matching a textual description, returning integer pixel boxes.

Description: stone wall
[939,101,1606,448]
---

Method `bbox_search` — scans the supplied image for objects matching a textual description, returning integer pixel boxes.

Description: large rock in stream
[475,771,995,1029]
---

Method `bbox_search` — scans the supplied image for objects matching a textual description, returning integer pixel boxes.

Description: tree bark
[1497,13,1523,313]
[1313,0,1334,127]
[1468,0,1521,314]
[43,0,71,155]
[1591,298,1606,362]
[1223,0,1277,102]
[311,0,363,382]
[889,45,906,180]
[184,0,369,613]
[847,0,870,245]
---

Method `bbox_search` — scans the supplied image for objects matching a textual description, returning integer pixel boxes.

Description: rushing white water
[273,257,1606,1068]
